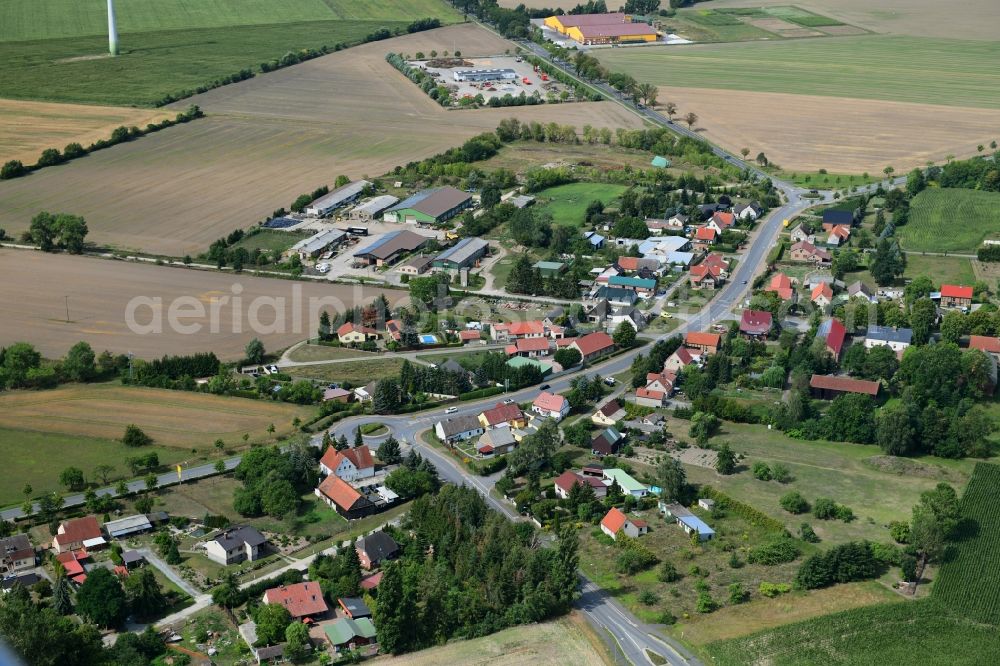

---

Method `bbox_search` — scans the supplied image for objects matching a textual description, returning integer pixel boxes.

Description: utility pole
[64,295,70,323]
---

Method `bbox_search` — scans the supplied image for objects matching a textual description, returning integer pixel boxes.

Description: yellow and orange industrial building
[543,12,658,45]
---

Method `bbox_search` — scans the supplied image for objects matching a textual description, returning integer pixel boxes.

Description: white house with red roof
[693,226,717,247]
[319,445,375,482]
[969,335,1000,358]
[531,391,570,420]
[789,240,832,265]
[818,318,847,358]
[505,337,552,358]
[765,273,796,301]
[478,402,527,430]
[740,310,773,339]
[688,263,723,290]
[600,507,647,540]
[52,516,105,554]
[490,320,564,342]
[636,371,677,407]
[685,331,721,355]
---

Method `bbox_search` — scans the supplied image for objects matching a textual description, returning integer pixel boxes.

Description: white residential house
[204,526,266,566]
[318,446,375,483]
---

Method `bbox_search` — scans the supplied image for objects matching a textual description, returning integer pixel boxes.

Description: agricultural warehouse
[433,237,489,270]
[534,261,567,278]
[353,230,429,266]
[305,180,371,217]
[349,195,399,221]
[103,514,153,539]
[543,13,657,45]
[452,68,517,82]
[289,229,347,261]
[383,187,472,225]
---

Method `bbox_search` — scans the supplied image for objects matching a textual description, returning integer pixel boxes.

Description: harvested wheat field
[0,99,172,165]
[0,24,642,256]
[0,249,408,360]
[0,383,310,450]
[657,86,1000,173]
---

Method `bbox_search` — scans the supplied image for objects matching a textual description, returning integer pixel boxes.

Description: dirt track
[0,249,408,360]
[0,24,643,256]
[659,86,1000,173]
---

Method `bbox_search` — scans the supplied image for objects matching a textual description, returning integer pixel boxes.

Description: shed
[651,156,670,168]
[104,514,153,539]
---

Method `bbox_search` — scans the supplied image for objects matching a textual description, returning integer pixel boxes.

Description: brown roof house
[1,535,35,574]
[592,399,626,426]
[809,374,880,400]
[52,516,105,554]
[355,531,399,570]
[316,476,376,519]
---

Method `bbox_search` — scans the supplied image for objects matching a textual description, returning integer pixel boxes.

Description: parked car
[316,263,330,274]
[539,384,551,391]
[604,377,616,386]
[502,398,515,405]
[445,406,458,414]
[267,365,279,374]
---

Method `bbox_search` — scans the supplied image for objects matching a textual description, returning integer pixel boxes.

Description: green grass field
[0,0,460,42]
[899,188,1000,253]
[686,421,976,544]
[0,0,462,106]
[903,253,976,287]
[771,170,879,189]
[597,36,1000,109]
[229,230,306,255]
[535,182,629,227]
[286,357,406,385]
[703,463,1000,665]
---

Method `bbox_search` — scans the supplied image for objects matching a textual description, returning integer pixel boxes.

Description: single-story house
[532,391,570,421]
[734,202,761,220]
[847,281,877,303]
[553,470,607,500]
[822,209,855,227]
[323,617,377,651]
[811,283,834,308]
[204,526,266,566]
[608,275,657,298]
[663,346,700,374]
[789,240,832,265]
[505,337,552,358]
[594,286,639,307]
[533,261,567,278]
[688,264,723,290]
[809,374,880,399]
[319,445,375,482]
[969,335,1000,358]
[661,503,715,541]
[600,507,647,540]
[477,428,517,457]
[122,550,146,570]
[603,468,648,498]
[396,255,434,276]
[570,331,615,361]
[263,581,328,619]
[434,414,485,444]
[337,322,380,344]
[356,531,399,569]
[707,212,736,234]
[323,387,352,403]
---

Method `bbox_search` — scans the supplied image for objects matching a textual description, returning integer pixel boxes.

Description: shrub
[747,537,800,565]
[900,554,918,582]
[751,461,772,481]
[779,491,810,514]
[888,520,910,544]
[771,463,792,483]
[728,552,744,568]
[695,591,717,613]
[1,159,28,179]
[758,582,791,598]
[870,542,902,566]
[657,561,679,582]
[122,424,152,447]
[728,582,749,604]
[638,590,659,605]
[834,504,855,522]
[799,523,820,543]
[795,541,879,589]
[658,609,677,625]
[812,497,838,519]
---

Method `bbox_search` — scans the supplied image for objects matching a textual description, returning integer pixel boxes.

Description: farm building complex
[434,237,489,270]
[353,230,429,266]
[383,187,472,225]
[543,13,657,45]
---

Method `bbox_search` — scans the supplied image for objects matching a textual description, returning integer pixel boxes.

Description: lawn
[535,182,630,227]
[372,613,610,666]
[769,170,880,189]
[902,253,976,287]
[597,35,1000,109]
[683,421,977,544]
[0,383,310,505]
[899,188,1000,253]
[286,357,407,385]
[228,229,306,255]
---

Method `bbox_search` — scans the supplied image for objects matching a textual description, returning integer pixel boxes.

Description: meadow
[902,254,976,288]
[597,36,1000,109]
[0,383,310,505]
[286,358,408,385]
[535,182,629,227]
[703,463,1000,665]
[899,188,1000,253]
